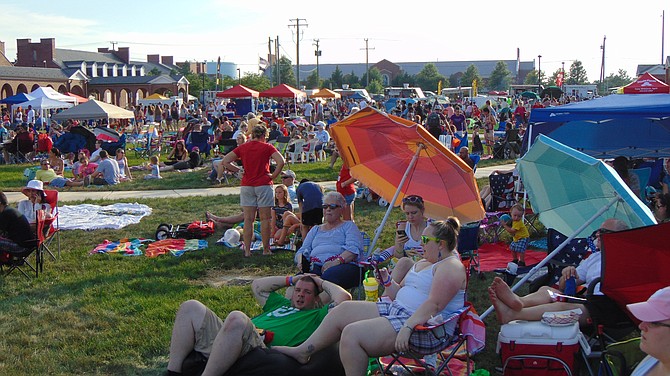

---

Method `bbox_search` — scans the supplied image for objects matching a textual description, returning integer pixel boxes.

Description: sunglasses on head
[402,195,424,205]
[321,204,341,210]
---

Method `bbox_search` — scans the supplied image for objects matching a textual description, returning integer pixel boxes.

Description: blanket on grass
[90,238,207,257]
[59,203,152,230]
[477,242,547,272]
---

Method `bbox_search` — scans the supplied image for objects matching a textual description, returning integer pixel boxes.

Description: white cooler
[497,320,586,376]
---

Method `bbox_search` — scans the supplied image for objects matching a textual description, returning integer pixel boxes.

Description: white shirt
[27,109,36,124]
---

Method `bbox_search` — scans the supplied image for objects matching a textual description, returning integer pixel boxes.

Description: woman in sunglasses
[376,195,429,282]
[277,218,467,374]
[627,286,670,376]
[294,192,364,290]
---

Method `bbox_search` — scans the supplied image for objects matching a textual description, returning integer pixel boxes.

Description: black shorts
[301,208,323,226]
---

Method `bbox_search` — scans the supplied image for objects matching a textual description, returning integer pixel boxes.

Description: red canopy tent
[215,84,259,98]
[622,72,670,94]
[259,84,305,115]
[66,92,88,103]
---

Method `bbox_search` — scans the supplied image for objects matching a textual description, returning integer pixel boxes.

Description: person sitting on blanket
[275,218,467,375]
[488,218,630,326]
[165,274,351,376]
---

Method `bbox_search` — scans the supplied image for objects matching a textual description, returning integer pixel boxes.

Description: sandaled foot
[491,276,523,311]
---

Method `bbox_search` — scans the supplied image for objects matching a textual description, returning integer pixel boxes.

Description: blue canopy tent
[0,93,35,105]
[522,94,670,159]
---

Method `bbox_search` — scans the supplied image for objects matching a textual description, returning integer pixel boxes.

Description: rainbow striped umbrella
[331,107,485,224]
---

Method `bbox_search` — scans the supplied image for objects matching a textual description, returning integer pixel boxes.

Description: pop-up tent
[622,72,670,94]
[523,94,670,159]
[52,99,134,121]
[259,84,305,115]
[29,87,78,104]
[0,93,35,105]
[216,85,259,98]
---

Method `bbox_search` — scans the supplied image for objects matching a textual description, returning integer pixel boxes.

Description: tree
[448,73,462,88]
[147,67,162,76]
[305,69,321,89]
[361,68,383,89]
[392,72,415,87]
[366,79,384,95]
[488,61,512,91]
[460,65,482,88]
[595,69,634,93]
[271,56,296,87]
[329,66,344,89]
[566,60,589,84]
[343,70,360,88]
[523,70,540,85]
[240,73,272,92]
[415,63,446,93]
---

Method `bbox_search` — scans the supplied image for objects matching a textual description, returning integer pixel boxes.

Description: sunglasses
[648,321,670,329]
[402,195,424,205]
[321,204,341,210]
[41,162,49,165]
[281,176,291,179]
[421,235,440,245]
[593,228,614,237]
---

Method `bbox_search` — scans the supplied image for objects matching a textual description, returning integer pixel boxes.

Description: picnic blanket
[90,238,207,257]
[477,242,546,272]
[59,203,152,230]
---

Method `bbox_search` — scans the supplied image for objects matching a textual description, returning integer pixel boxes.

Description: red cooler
[497,320,583,376]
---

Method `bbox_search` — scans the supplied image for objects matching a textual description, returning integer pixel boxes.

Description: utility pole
[662,10,665,65]
[268,37,273,85]
[288,18,308,88]
[313,39,321,88]
[275,36,280,85]
[537,55,542,93]
[360,39,375,87]
[600,36,606,89]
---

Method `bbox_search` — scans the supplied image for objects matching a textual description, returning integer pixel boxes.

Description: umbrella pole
[480,194,621,320]
[368,145,424,253]
[521,123,533,219]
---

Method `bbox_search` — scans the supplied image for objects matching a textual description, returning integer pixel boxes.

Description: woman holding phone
[376,195,429,282]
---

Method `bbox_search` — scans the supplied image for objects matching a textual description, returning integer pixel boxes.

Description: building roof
[55,48,125,68]
[0,65,70,80]
[88,74,181,85]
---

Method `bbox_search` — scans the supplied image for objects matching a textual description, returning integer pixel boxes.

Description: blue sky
[3,0,667,81]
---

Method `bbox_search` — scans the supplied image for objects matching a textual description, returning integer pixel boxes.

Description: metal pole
[480,194,622,320]
[368,144,424,252]
[537,55,542,93]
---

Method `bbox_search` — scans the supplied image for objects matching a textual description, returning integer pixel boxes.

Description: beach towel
[90,238,207,257]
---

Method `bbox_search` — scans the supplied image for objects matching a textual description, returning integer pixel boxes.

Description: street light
[237,68,241,84]
[202,60,206,104]
[537,55,542,93]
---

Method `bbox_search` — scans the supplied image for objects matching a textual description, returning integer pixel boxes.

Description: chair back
[43,189,59,215]
[546,228,591,286]
[488,172,516,212]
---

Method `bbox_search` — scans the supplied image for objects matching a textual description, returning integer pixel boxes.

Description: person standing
[222,125,285,257]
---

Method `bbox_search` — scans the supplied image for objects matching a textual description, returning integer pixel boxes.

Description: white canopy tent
[52,99,134,121]
[29,87,78,104]
[12,97,74,127]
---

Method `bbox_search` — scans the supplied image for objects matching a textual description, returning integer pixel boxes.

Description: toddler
[502,204,530,266]
[144,155,162,180]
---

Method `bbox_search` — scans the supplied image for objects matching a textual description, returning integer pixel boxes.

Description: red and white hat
[627,286,670,322]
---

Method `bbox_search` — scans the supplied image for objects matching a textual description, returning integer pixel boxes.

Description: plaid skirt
[376,301,455,355]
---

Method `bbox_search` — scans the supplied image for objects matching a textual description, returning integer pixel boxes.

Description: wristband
[337,256,346,264]
[382,276,392,287]
[285,276,291,287]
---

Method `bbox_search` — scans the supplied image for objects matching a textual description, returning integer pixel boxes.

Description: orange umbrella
[331,107,484,247]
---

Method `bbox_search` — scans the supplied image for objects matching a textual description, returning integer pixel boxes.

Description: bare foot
[488,286,516,324]
[273,345,310,364]
[205,211,215,222]
[491,277,523,311]
[262,251,273,256]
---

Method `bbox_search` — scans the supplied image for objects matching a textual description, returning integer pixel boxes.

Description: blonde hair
[429,217,461,251]
[275,184,289,205]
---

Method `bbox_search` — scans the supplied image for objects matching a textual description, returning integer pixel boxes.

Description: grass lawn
[0,154,522,375]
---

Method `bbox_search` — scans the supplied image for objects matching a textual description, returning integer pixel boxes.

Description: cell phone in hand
[397,230,406,236]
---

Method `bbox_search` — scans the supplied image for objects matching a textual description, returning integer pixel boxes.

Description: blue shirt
[297,182,323,212]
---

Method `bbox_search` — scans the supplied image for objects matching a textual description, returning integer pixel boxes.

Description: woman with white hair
[295,191,364,289]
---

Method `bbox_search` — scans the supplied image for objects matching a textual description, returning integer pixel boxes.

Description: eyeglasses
[592,228,614,238]
[321,204,341,210]
[648,321,670,329]
[281,176,291,179]
[402,195,424,205]
[421,235,441,245]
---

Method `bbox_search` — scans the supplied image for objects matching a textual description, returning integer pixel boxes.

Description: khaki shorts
[194,308,265,358]
[240,185,274,208]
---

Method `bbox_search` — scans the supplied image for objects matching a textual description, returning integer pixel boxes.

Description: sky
[2,0,668,83]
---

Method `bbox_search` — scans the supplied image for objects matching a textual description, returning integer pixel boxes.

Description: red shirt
[233,140,278,186]
[337,166,356,196]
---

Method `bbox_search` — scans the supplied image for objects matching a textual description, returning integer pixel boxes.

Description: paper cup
[363,278,379,302]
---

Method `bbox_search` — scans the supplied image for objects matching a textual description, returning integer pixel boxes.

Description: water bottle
[564,277,577,296]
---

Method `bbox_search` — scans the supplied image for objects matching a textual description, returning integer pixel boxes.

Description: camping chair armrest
[586,277,601,296]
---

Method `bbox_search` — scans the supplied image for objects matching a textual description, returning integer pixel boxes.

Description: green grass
[0,156,522,374]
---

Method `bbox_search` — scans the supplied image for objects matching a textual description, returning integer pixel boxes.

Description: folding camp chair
[42,189,61,260]
[458,221,482,279]
[2,210,50,278]
[377,303,484,376]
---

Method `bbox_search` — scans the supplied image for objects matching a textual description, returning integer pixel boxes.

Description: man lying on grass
[166,274,351,376]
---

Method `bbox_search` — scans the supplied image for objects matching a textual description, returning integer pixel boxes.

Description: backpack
[426,112,441,128]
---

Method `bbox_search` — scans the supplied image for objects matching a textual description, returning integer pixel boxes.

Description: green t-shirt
[251,292,329,347]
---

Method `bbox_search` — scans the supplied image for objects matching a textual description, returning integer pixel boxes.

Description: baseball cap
[627,286,670,322]
[281,170,296,179]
